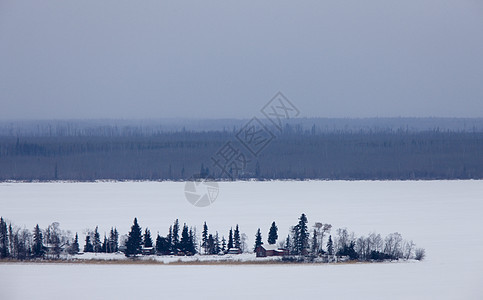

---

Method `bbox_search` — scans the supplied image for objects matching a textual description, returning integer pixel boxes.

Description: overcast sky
[1,1,482,120]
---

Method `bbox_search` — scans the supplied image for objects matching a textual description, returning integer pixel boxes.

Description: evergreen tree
[202,222,208,254]
[167,225,173,252]
[285,235,291,253]
[73,233,79,253]
[125,217,143,257]
[155,234,170,255]
[268,222,278,245]
[83,235,93,253]
[221,236,226,252]
[69,233,80,254]
[0,217,8,258]
[292,225,300,254]
[207,234,215,254]
[214,232,220,254]
[33,224,44,258]
[327,235,334,256]
[108,228,119,253]
[101,235,108,253]
[189,227,197,254]
[294,213,309,255]
[155,234,163,254]
[337,241,358,260]
[179,224,194,255]
[144,228,153,248]
[172,219,180,252]
[254,228,263,251]
[234,225,241,249]
[228,228,234,249]
[93,226,101,253]
[8,224,14,258]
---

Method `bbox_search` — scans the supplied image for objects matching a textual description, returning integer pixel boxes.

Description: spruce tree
[180,224,194,255]
[202,222,208,254]
[93,226,101,253]
[268,222,278,245]
[292,225,300,254]
[234,225,241,249]
[101,235,108,253]
[207,234,215,254]
[144,228,153,248]
[70,233,79,254]
[295,213,309,255]
[228,228,234,249]
[285,235,291,253]
[214,232,220,254]
[0,217,8,258]
[8,224,14,258]
[327,235,334,256]
[155,234,170,255]
[221,236,226,252]
[114,228,119,251]
[33,224,44,258]
[254,228,263,251]
[155,234,162,254]
[167,225,173,252]
[84,235,93,253]
[189,227,197,254]
[172,219,180,252]
[108,228,119,253]
[125,217,143,257]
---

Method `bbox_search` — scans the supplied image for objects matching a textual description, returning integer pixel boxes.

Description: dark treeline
[0,215,425,262]
[2,118,483,136]
[0,128,482,180]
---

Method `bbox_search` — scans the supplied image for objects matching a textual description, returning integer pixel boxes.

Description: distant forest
[0,118,482,181]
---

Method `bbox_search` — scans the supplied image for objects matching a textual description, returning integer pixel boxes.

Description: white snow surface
[1,180,483,299]
[65,252,282,263]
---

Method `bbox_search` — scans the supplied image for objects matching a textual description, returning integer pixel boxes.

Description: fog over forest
[0,118,481,181]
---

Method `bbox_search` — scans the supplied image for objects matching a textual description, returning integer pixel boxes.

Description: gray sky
[1,0,482,120]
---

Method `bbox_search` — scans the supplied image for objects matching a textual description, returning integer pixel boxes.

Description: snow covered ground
[1,180,483,299]
[65,252,283,264]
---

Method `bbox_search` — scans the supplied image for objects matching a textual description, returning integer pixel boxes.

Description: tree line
[0,129,482,181]
[1,118,482,137]
[0,215,425,262]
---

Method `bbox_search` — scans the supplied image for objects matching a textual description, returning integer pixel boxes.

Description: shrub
[369,251,394,261]
[414,248,426,261]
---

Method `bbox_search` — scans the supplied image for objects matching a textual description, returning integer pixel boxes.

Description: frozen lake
[1,180,482,299]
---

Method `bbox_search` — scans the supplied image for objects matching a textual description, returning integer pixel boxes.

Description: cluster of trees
[125,218,197,257]
[200,223,248,254]
[128,219,249,257]
[0,217,80,260]
[0,129,481,181]
[82,227,119,254]
[0,215,425,262]
[123,214,425,262]
[261,214,426,261]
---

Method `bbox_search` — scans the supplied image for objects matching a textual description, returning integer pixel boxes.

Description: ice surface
[1,180,482,299]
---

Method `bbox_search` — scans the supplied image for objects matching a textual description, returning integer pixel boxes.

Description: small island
[0,214,425,264]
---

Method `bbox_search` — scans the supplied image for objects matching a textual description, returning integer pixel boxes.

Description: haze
[1,0,482,120]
